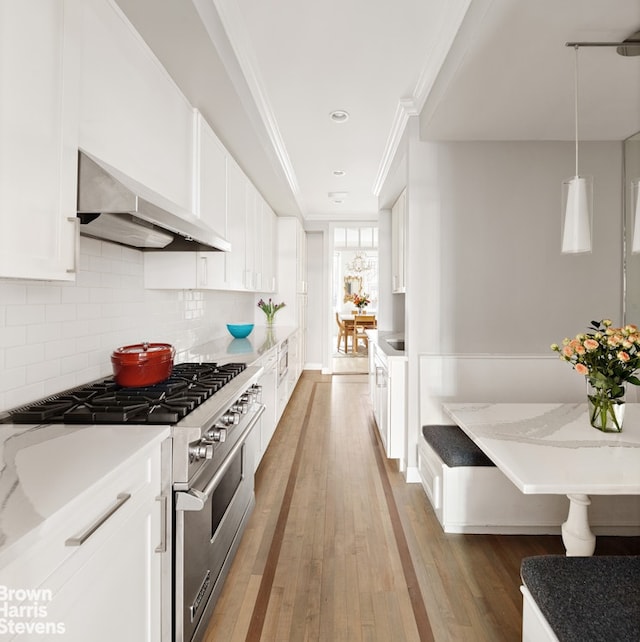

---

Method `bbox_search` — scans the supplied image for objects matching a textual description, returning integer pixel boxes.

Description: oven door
[174,405,264,642]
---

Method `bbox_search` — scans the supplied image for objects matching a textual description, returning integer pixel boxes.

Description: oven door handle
[175,404,265,512]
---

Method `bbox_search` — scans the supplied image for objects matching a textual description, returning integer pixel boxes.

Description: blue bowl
[226,323,254,339]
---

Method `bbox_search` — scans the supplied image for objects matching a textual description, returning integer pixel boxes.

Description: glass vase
[586,380,625,432]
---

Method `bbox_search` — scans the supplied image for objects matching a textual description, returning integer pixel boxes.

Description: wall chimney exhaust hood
[76,152,231,252]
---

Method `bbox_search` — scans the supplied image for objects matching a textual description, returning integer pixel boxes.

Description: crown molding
[372,0,473,197]
[196,0,304,212]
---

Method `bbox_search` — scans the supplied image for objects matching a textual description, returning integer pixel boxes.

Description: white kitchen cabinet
[370,342,406,459]
[0,428,170,641]
[275,218,308,327]
[0,0,80,281]
[78,0,194,213]
[190,110,230,291]
[255,348,278,468]
[391,189,407,293]
[194,111,227,238]
[244,184,258,290]
[225,161,249,290]
[261,202,277,293]
[296,219,308,294]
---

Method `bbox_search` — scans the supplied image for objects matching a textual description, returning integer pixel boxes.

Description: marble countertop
[444,402,640,495]
[0,324,298,563]
[366,330,407,359]
[0,424,169,562]
[177,325,298,366]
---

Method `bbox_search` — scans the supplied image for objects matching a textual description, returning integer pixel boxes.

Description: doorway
[331,226,378,374]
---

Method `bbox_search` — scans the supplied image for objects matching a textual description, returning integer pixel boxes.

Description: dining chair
[335,312,351,353]
[354,314,376,353]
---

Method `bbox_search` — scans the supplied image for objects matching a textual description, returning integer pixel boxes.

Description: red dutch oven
[111,342,175,387]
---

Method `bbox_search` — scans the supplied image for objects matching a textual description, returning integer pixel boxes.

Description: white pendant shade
[632,181,640,254]
[562,176,592,253]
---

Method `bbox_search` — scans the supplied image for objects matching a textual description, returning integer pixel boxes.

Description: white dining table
[443,402,640,556]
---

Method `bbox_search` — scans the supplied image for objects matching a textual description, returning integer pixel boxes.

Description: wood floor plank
[203,372,640,642]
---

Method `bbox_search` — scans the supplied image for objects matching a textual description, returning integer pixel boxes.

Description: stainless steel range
[7,361,265,642]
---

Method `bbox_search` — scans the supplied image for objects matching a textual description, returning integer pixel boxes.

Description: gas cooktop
[7,362,247,425]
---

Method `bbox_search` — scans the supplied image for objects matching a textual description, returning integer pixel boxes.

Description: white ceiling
[114,0,640,221]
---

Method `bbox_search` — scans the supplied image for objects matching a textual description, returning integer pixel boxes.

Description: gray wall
[403,136,624,473]
[407,140,624,355]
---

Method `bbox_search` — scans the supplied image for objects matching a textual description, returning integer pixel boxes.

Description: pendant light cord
[574,45,579,177]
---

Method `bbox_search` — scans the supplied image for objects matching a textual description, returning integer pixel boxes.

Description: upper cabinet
[276,217,307,324]
[260,201,277,293]
[0,0,80,281]
[194,111,227,238]
[78,0,194,212]
[144,123,276,293]
[391,189,407,293]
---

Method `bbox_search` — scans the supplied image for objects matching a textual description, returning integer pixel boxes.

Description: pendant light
[562,45,593,254]
[632,179,640,254]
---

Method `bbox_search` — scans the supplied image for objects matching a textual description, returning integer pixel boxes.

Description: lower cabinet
[0,431,169,641]
[370,343,406,460]
[255,349,278,469]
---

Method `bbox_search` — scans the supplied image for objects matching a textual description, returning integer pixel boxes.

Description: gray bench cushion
[521,555,640,642]
[421,425,495,467]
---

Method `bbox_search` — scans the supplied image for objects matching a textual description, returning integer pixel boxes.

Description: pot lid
[112,342,175,364]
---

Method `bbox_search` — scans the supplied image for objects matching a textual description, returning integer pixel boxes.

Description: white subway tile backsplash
[6,343,44,369]
[26,359,60,385]
[44,339,76,361]
[46,304,77,323]
[6,382,46,411]
[61,287,91,304]
[76,303,102,320]
[0,237,255,413]
[0,325,27,348]
[76,269,102,288]
[60,353,89,376]
[26,285,61,305]
[6,304,46,326]
[100,242,123,260]
[44,373,76,397]
[0,365,25,392]
[27,322,61,344]
[0,282,27,305]
[101,272,122,289]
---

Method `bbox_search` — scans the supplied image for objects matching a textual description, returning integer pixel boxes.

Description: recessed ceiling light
[329,110,349,123]
[333,170,346,177]
[329,191,348,204]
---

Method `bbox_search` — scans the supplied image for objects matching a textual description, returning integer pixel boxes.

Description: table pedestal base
[561,494,595,556]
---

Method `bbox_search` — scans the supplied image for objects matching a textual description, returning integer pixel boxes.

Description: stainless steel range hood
[77,152,230,252]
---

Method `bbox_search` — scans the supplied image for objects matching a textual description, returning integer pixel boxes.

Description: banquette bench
[520,555,640,642]
[418,355,640,534]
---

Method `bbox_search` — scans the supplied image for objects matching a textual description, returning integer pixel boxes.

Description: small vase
[586,380,625,432]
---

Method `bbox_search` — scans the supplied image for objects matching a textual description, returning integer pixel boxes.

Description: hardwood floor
[203,371,639,642]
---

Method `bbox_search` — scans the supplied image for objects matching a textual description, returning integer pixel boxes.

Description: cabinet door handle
[155,494,168,553]
[66,217,80,274]
[200,255,208,287]
[65,493,131,546]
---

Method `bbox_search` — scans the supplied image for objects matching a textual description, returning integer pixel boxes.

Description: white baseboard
[405,466,421,483]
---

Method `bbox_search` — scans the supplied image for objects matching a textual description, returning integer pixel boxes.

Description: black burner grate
[8,362,246,425]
